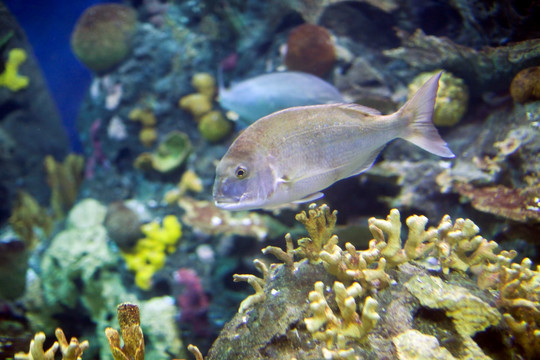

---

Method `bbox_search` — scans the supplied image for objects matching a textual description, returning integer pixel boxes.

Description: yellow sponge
[0,48,29,91]
[122,215,182,290]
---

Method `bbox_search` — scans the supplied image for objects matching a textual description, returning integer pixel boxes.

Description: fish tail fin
[398,72,455,158]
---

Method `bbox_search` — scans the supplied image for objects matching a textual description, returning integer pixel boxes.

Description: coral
[178,169,203,195]
[404,275,500,337]
[133,130,192,173]
[0,48,29,91]
[233,260,268,313]
[392,329,457,360]
[365,208,501,276]
[198,110,232,142]
[178,93,213,119]
[129,108,158,147]
[455,183,540,223]
[105,303,145,360]
[107,116,127,140]
[71,4,138,73]
[188,345,204,360]
[305,281,379,350]
[510,66,540,104]
[383,29,540,94]
[191,72,216,99]
[284,24,335,77]
[162,170,203,204]
[293,203,337,262]
[104,201,144,250]
[128,108,157,127]
[205,204,540,359]
[9,190,52,247]
[138,127,158,148]
[140,296,185,358]
[122,215,182,290]
[174,268,210,335]
[407,70,468,127]
[44,154,84,219]
[14,328,89,360]
[283,0,398,24]
[150,130,192,172]
[489,257,540,359]
[179,73,231,142]
[177,197,273,241]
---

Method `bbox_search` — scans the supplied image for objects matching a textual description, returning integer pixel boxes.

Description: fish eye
[235,166,248,179]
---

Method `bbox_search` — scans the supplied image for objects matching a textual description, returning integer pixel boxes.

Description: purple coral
[174,268,210,336]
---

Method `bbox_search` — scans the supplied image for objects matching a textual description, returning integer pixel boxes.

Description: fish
[218,71,344,125]
[213,72,454,211]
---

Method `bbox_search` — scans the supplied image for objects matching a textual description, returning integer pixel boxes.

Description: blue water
[4,0,119,152]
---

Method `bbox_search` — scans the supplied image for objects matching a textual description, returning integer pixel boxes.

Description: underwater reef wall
[1,0,540,359]
[0,2,69,223]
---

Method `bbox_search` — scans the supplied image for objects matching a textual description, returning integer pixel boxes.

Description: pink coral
[174,268,210,336]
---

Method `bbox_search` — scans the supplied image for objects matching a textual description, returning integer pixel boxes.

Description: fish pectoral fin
[349,146,385,177]
[292,192,325,204]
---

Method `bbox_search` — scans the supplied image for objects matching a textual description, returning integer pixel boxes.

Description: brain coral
[284,24,336,78]
[71,4,138,73]
[510,66,540,104]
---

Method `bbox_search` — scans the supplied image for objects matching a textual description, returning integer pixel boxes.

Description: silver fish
[213,72,454,211]
[219,71,344,125]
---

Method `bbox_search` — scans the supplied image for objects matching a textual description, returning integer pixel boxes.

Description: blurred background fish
[218,71,345,126]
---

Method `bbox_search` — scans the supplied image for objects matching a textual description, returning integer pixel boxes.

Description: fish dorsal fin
[337,103,382,116]
[292,192,325,204]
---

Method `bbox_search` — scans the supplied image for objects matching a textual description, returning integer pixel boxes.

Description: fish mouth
[214,195,263,211]
[213,193,242,210]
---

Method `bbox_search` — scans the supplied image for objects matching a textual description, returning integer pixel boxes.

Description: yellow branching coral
[44,154,85,219]
[294,203,337,262]
[368,210,435,267]
[305,281,379,351]
[236,204,540,359]
[495,258,540,359]
[9,190,53,247]
[187,344,204,360]
[367,209,500,275]
[431,215,499,274]
[122,215,182,290]
[15,328,89,360]
[0,48,29,91]
[319,236,391,289]
[233,259,268,313]
[105,303,145,360]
